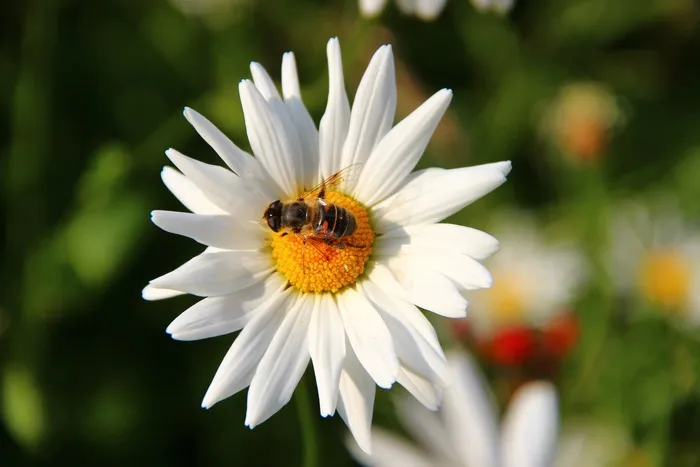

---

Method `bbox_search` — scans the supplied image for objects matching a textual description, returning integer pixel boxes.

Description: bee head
[264,200,283,232]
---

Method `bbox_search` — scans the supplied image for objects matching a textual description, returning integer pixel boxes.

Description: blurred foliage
[2,0,700,466]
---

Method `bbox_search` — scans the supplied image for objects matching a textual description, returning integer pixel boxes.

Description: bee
[263,166,365,253]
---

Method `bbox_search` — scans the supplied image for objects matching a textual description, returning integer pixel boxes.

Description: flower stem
[294,375,318,467]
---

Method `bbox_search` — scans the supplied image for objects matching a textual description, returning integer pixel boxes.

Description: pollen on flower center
[639,249,690,310]
[269,191,374,293]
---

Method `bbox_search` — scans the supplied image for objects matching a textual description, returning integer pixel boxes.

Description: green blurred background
[3,0,700,465]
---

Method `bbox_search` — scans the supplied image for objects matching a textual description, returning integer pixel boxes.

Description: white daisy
[348,350,559,467]
[360,0,448,21]
[143,37,511,453]
[466,215,585,337]
[608,200,700,324]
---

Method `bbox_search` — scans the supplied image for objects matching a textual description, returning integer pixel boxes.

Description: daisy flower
[453,216,584,365]
[143,37,511,453]
[609,200,700,324]
[348,350,559,467]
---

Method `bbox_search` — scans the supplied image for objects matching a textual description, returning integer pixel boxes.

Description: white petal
[319,38,351,179]
[347,428,436,467]
[360,281,449,386]
[151,211,264,250]
[337,287,398,389]
[387,251,492,292]
[358,0,389,17]
[149,250,274,297]
[282,51,320,191]
[339,45,396,188]
[377,224,500,261]
[442,351,500,467]
[501,381,559,467]
[416,0,448,20]
[166,274,287,341]
[182,107,260,178]
[354,89,452,206]
[245,294,312,428]
[396,366,443,411]
[165,148,261,217]
[308,294,346,417]
[337,343,376,455]
[382,256,468,318]
[372,162,512,232]
[395,394,457,463]
[160,166,226,215]
[250,62,282,101]
[201,290,291,408]
[141,284,186,301]
[239,80,302,199]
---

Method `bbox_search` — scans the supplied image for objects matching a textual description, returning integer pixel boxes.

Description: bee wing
[298,164,363,200]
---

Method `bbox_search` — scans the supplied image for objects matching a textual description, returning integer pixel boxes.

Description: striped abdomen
[313,203,357,239]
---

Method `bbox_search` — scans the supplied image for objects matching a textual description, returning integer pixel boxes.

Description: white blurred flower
[609,200,700,323]
[360,0,448,20]
[470,0,515,15]
[467,216,585,337]
[349,350,559,467]
[143,37,511,454]
[359,0,517,20]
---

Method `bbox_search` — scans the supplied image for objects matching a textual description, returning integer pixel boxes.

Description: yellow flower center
[269,191,374,293]
[487,273,527,325]
[639,249,690,310]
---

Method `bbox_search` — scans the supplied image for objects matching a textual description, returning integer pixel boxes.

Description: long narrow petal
[337,287,398,389]
[149,250,274,297]
[245,294,312,428]
[182,107,260,178]
[380,257,469,318]
[360,281,449,386]
[319,38,350,179]
[354,89,452,206]
[160,166,226,215]
[501,382,559,467]
[282,51,319,190]
[443,351,500,467]
[250,62,282,100]
[395,394,457,463]
[376,224,500,261]
[308,294,346,417]
[337,343,376,455]
[239,80,302,199]
[418,0,448,20]
[165,148,262,217]
[347,428,436,467]
[397,366,444,412]
[151,211,264,250]
[201,290,291,408]
[166,274,287,341]
[142,284,186,301]
[358,0,389,17]
[385,251,493,292]
[339,45,396,187]
[372,162,512,232]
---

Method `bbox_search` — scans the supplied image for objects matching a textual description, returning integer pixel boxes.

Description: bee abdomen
[316,204,357,238]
